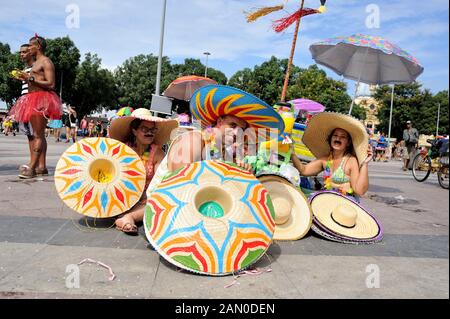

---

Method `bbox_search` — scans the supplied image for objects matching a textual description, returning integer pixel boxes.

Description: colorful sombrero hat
[55,138,146,218]
[258,175,312,241]
[309,191,383,244]
[110,108,179,146]
[303,112,369,165]
[190,85,285,133]
[144,160,276,276]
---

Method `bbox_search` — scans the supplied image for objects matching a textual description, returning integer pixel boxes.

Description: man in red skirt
[10,34,62,179]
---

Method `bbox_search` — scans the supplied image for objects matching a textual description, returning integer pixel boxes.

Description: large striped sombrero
[144,160,276,276]
[55,138,146,218]
[190,85,284,133]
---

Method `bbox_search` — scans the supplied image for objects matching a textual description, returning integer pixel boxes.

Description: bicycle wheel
[412,153,431,182]
[437,157,449,189]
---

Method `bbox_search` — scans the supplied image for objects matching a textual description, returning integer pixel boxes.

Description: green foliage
[71,53,117,117]
[46,37,80,101]
[0,42,24,107]
[373,83,448,139]
[114,54,173,108]
[229,56,297,105]
[172,58,227,84]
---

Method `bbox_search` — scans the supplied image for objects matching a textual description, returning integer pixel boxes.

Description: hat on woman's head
[309,191,383,244]
[190,85,284,134]
[303,112,369,165]
[109,108,178,145]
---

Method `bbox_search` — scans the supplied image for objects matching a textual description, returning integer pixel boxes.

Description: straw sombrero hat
[109,108,178,146]
[303,112,369,165]
[309,191,383,244]
[54,138,146,218]
[258,174,312,241]
[144,160,276,276]
[190,85,285,133]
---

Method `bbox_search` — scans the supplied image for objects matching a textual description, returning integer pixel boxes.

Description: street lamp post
[155,0,168,97]
[203,52,211,77]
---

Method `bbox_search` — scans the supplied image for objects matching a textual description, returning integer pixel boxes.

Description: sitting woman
[291,112,373,200]
[109,108,178,234]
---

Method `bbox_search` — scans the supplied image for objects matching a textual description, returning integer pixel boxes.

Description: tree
[71,53,117,118]
[46,37,81,102]
[433,91,449,136]
[373,83,447,139]
[287,65,366,120]
[172,58,227,84]
[229,56,300,105]
[115,54,173,108]
[0,42,23,107]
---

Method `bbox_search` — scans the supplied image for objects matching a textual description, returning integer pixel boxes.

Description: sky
[0,0,449,97]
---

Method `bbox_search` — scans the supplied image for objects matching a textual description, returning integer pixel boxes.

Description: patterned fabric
[323,155,355,197]
[314,34,421,65]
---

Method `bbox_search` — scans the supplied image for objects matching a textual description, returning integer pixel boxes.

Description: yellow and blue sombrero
[190,85,284,133]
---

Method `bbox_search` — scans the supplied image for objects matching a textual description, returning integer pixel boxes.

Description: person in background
[88,119,95,137]
[402,120,419,171]
[80,116,88,137]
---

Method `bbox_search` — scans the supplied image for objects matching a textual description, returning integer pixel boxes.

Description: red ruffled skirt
[9,91,62,122]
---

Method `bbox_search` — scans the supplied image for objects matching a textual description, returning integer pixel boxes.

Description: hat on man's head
[190,85,284,133]
[406,120,412,124]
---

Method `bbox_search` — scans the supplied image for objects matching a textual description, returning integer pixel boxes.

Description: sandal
[18,167,36,179]
[36,168,49,176]
[19,164,30,174]
[115,222,138,234]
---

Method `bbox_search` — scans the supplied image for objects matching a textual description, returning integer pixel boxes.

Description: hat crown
[131,108,152,117]
[331,204,357,228]
[272,197,291,225]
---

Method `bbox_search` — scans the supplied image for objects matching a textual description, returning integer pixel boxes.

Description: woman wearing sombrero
[109,108,178,233]
[291,112,373,200]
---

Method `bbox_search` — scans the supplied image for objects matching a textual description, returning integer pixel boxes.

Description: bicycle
[412,138,449,189]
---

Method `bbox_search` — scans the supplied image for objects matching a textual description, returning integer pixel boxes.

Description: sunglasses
[139,126,158,134]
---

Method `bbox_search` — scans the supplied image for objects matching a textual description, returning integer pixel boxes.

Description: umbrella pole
[348,81,360,115]
[280,0,305,102]
[388,84,395,142]
[348,47,369,115]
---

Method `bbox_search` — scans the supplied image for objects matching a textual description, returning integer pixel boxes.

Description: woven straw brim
[310,192,380,239]
[311,222,382,245]
[144,160,275,276]
[109,115,178,146]
[55,138,146,218]
[303,112,369,165]
[259,175,312,241]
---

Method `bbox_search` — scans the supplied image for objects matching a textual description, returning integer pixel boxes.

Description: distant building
[354,84,382,132]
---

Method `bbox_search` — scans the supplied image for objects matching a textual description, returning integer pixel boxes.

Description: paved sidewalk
[0,135,448,299]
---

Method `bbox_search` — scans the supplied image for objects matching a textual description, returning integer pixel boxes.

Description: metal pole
[204,52,211,77]
[349,81,360,115]
[388,84,395,141]
[436,102,441,137]
[155,0,167,97]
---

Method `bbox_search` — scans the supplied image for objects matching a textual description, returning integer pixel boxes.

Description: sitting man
[147,85,285,195]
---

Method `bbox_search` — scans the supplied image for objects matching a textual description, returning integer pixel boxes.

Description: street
[0,134,448,299]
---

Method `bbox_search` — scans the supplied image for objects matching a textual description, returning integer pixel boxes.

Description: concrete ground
[0,134,448,299]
